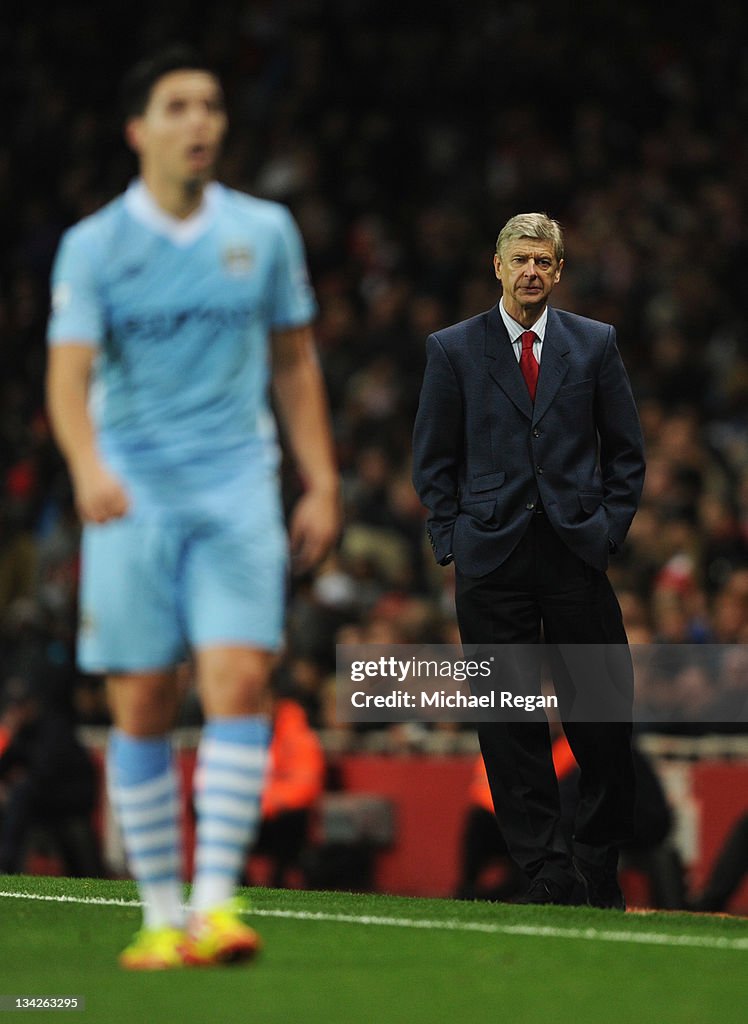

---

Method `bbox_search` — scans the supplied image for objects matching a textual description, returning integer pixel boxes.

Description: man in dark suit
[412,213,645,907]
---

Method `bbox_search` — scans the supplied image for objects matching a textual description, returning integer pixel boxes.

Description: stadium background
[1,1,747,910]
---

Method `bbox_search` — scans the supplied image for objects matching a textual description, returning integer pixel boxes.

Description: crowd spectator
[0,675,103,876]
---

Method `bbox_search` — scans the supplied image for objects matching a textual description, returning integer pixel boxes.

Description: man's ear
[124,117,143,154]
[554,258,564,283]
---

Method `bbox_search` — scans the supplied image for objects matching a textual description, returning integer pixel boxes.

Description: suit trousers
[454,510,635,886]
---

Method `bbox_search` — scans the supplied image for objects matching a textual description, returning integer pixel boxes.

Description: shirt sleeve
[269,206,318,329]
[46,227,104,347]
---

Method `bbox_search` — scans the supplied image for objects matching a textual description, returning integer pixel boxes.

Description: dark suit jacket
[412,303,645,577]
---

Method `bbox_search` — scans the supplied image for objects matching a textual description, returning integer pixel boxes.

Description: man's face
[493,238,563,321]
[127,69,228,186]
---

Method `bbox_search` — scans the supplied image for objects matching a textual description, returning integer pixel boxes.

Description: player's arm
[46,343,130,524]
[271,324,341,573]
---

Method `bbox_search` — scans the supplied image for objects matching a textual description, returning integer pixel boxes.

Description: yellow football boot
[119,926,186,970]
[181,899,262,966]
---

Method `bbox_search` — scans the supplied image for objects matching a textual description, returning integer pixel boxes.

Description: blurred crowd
[2,0,748,747]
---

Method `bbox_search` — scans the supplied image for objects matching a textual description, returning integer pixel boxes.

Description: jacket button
[536,466,544,474]
[532,428,540,437]
[526,501,535,511]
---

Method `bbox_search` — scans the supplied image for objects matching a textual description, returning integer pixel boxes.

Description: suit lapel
[532,307,570,424]
[484,304,534,420]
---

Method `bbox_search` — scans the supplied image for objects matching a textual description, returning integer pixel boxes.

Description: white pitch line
[0,890,138,908]
[1,889,747,952]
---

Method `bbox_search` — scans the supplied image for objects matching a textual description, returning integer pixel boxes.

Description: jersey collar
[125,178,220,246]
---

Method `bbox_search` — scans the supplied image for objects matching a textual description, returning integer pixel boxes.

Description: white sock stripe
[199,739,268,772]
[193,819,251,845]
[118,798,179,830]
[129,851,180,877]
[195,768,265,797]
[109,770,177,807]
[194,846,247,872]
[194,793,260,821]
[126,826,180,853]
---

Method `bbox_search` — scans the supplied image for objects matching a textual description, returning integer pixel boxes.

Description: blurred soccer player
[46,45,340,969]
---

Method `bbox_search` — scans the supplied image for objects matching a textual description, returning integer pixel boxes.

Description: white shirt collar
[124,178,220,246]
[499,298,549,343]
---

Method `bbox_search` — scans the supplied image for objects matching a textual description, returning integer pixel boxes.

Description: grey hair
[495,213,564,262]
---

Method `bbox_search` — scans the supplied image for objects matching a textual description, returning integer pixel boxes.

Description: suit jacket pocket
[459,499,496,522]
[579,490,604,513]
[470,470,505,493]
[559,379,594,395]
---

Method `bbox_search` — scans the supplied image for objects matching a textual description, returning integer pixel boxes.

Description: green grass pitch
[0,875,746,1024]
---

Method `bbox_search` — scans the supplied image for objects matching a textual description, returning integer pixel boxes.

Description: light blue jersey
[48,179,317,516]
[47,181,317,668]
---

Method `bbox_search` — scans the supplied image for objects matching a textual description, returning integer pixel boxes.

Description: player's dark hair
[120,43,219,119]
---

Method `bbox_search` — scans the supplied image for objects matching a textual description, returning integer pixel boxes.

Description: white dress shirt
[499,298,548,364]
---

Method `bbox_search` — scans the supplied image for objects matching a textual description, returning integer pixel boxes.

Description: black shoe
[574,857,626,910]
[517,877,573,905]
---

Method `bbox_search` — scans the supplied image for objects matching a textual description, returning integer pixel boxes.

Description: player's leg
[78,518,189,967]
[183,645,273,964]
[180,643,270,962]
[179,495,287,963]
[106,671,187,969]
[191,644,274,914]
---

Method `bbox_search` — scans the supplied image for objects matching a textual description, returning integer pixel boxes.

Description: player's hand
[72,460,131,524]
[288,486,342,574]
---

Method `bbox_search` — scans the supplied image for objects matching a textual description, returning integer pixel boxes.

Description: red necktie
[520,330,539,401]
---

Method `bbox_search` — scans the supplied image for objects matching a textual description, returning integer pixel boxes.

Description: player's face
[493,239,563,321]
[128,70,228,185]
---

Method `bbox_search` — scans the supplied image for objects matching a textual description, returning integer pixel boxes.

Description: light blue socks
[107,731,183,929]
[190,716,271,912]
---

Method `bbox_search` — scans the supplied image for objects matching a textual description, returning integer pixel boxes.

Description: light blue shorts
[78,508,288,673]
